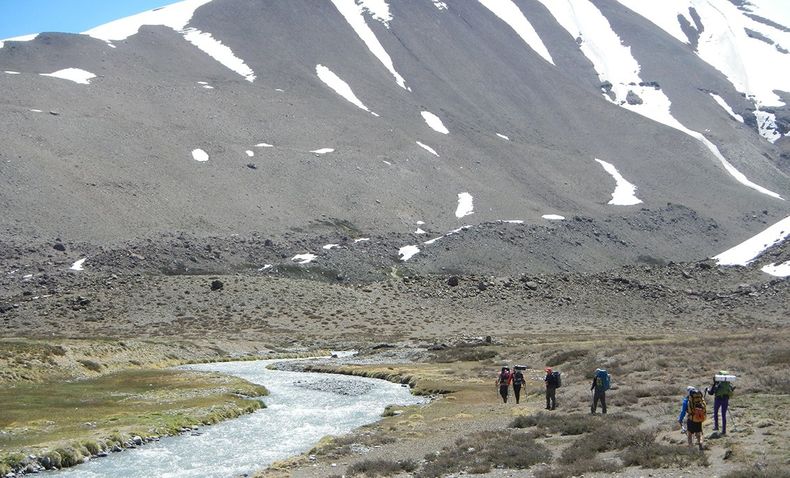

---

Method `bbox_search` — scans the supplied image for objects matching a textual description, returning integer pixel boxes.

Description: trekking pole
[728,406,737,432]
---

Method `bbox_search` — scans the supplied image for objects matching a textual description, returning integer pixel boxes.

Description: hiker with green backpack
[590,368,609,414]
[678,386,706,450]
[706,371,736,436]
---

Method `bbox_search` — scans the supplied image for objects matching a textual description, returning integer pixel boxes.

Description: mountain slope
[0,0,788,274]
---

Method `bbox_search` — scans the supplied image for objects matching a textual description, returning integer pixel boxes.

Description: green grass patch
[0,368,267,471]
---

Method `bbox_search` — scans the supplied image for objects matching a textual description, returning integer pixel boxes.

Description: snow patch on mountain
[316,64,378,115]
[40,68,96,84]
[740,0,790,28]
[416,141,439,156]
[181,28,255,82]
[4,71,21,75]
[714,215,790,266]
[540,0,782,200]
[330,0,410,91]
[755,110,782,142]
[455,192,474,218]
[358,0,392,28]
[615,0,790,108]
[292,254,317,264]
[762,261,790,277]
[245,150,254,157]
[478,0,554,65]
[710,93,744,123]
[421,111,449,134]
[323,244,339,250]
[399,245,420,261]
[542,214,565,220]
[192,149,209,162]
[70,258,87,271]
[255,143,274,148]
[83,0,255,82]
[83,0,212,41]
[496,133,510,140]
[310,148,335,155]
[432,1,448,11]
[594,158,642,206]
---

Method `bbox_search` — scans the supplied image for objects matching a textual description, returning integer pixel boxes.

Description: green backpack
[716,381,734,398]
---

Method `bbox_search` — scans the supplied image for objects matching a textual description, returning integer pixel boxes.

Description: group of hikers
[496,366,610,413]
[496,366,736,450]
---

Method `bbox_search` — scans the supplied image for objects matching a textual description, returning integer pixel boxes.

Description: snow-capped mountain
[0,0,788,274]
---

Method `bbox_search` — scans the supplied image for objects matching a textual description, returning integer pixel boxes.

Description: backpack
[715,381,733,398]
[552,371,562,388]
[595,369,610,391]
[688,391,707,423]
[499,370,511,385]
[513,371,524,385]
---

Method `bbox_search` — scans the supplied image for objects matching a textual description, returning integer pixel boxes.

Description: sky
[0,0,179,39]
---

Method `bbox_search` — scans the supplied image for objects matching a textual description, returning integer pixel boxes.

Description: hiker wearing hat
[495,366,512,403]
[706,371,736,436]
[544,367,558,410]
[678,386,706,450]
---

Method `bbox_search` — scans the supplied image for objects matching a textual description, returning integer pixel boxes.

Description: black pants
[546,387,556,409]
[499,385,509,403]
[513,384,522,404]
[592,389,606,414]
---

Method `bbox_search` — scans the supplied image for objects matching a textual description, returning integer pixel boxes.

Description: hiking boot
[698,443,704,451]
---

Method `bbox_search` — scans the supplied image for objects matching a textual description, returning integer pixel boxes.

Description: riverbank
[0,367,267,476]
[257,330,790,478]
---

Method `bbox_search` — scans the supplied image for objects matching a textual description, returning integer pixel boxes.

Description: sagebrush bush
[620,443,708,468]
[346,458,417,477]
[417,430,550,477]
[511,412,640,436]
[723,466,790,478]
[560,423,655,464]
[534,458,622,478]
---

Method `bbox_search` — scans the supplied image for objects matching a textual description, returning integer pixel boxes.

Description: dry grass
[416,430,550,477]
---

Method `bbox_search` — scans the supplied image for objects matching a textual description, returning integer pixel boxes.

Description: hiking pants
[499,385,509,403]
[546,387,556,409]
[592,389,606,414]
[714,396,729,433]
[513,384,522,404]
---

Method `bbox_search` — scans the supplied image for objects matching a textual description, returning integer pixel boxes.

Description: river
[51,358,425,477]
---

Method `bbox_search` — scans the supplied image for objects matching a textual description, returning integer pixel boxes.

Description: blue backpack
[595,369,610,391]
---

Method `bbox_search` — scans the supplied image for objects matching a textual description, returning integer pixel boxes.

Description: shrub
[431,345,497,363]
[77,359,103,372]
[54,447,83,467]
[620,443,708,468]
[347,458,417,476]
[544,349,589,367]
[534,458,622,478]
[724,466,790,478]
[560,423,655,464]
[416,430,550,477]
[511,412,641,436]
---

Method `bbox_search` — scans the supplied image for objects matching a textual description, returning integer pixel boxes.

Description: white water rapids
[51,359,425,477]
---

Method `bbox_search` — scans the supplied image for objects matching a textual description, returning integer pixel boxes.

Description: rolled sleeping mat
[715,374,737,382]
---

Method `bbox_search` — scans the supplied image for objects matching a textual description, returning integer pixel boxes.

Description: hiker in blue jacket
[678,386,705,450]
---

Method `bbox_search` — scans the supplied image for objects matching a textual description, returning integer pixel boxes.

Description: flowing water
[51,359,425,477]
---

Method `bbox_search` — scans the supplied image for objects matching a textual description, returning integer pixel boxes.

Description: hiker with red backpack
[496,366,512,403]
[706,371,736,437]
[678,386,706,450]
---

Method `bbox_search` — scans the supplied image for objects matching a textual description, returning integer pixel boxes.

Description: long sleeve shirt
[678,396,690,422]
